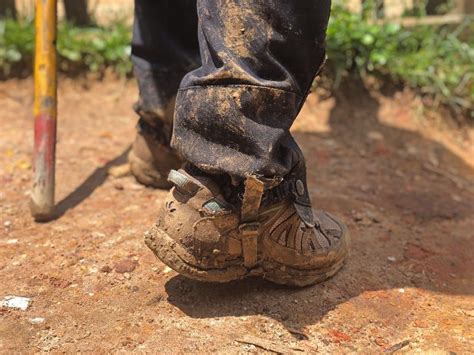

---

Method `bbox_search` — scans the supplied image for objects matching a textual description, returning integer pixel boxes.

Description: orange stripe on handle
[31,0,57,221]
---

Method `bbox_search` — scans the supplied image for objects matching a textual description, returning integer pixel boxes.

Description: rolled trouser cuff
[172,85,304,179]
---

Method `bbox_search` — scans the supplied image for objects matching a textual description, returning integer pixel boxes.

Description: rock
[29,317,45,324]
[366,210,381,223]
[113,259,138,274]
[1,296,31,310]
[353,212,364,222]
[100,265,112,273]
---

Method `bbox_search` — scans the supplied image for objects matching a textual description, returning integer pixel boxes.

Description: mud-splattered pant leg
[172,0,331,179]
[132,0,200,141]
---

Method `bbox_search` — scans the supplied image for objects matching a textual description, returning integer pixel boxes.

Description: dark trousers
[132,0,331,181]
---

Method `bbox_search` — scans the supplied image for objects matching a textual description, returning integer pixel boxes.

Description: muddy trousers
[132,0,331,181]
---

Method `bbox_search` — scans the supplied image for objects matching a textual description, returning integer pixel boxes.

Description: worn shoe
[129,118,183,189]
[145,168,350,287]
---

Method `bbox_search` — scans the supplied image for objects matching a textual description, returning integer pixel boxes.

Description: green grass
[326,4,473,115]
[0,7,472,116]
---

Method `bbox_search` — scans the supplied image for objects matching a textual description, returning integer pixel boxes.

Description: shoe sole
[144,219,350,287]
[145,226,248,282]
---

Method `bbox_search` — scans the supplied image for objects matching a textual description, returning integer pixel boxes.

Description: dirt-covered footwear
[129,118,183,189]
[145,168,350,287]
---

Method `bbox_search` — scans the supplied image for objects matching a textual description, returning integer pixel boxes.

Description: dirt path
[1,78,473,353]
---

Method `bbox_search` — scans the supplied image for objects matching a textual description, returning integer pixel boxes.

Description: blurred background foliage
[0,0,472,117]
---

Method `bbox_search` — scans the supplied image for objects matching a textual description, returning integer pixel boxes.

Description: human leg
[129,0,200,188]
[145,0,350,286]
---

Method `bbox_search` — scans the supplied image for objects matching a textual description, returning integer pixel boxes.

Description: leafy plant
[326,4,474,116]
[57,21,131,75]
[0,18,131,77]
[0,18,34,76]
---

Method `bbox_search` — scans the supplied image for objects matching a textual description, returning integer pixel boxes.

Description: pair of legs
[131,0,349,287]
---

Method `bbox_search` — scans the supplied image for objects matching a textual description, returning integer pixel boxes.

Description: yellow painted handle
[31,0,58,221]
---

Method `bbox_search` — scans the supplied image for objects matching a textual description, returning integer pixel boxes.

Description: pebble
[100,265,112,273]
[0,296,31,310]
[113,259,138,274]
[29,317,45,324]
[387,256,397,262]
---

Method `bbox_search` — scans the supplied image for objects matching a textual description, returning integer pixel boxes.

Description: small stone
[1,296,31,310]
[29,317,45,324]
[113,259,138,274]
[100,265,112,273]
[366,210,381,223]
[4,220,12,228]
[387,256,397,262]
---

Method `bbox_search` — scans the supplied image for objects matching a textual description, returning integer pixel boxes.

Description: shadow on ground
[52,146,131,219]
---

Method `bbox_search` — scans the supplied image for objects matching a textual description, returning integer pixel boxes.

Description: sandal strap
[240,176,265,268]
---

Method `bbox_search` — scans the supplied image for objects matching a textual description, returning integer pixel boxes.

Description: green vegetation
[327,4,473,115]
[0,7,472,115]
[0,19,131,77]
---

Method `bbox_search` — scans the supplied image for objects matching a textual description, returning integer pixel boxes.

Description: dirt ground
[0,78,473,353]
